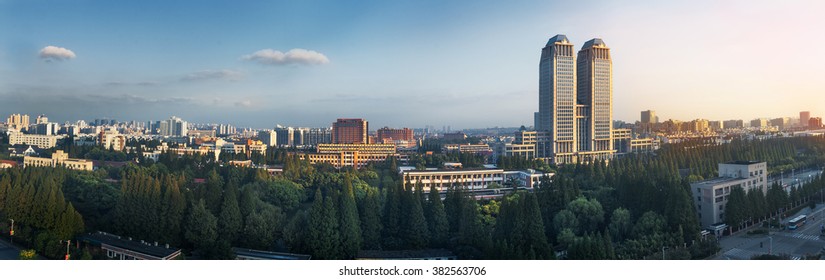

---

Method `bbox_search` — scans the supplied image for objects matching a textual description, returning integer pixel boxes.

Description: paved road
[0,238,21,260]
[716,203,825,260]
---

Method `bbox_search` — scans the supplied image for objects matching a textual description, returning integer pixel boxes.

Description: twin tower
[535,35,614,164]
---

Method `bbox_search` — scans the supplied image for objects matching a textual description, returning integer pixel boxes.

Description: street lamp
[8,219,13,245]
[61,240,71,260]
[662,246,667,260]
[768,236,773,255]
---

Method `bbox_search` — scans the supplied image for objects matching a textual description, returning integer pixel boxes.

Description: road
[716,203,825,260]
[0,237,21,260]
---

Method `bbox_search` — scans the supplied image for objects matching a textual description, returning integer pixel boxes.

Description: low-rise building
[8,130,63,149]
[233,247,311,260]
[690,161,767,232]
[401,168,549,192]
[80,231,181,260]
[23,150,93,171]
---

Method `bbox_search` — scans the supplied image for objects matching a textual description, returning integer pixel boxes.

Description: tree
[403,183,430,249]
[358,188,382,250]
[185,199,218,257]
[566,196,604,233]
[18,250,37,260]
[307,189,340,259]
[724,187,749,232]
[339,176,362,258]
[426,186,449,248]
[203,170,224,214]
[218,184,242,243]
[608,208,631,242]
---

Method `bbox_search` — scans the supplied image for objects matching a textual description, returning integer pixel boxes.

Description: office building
[332,118,369,144]
[401,169,549,192]
[800,111,811,127]
[304,127,333,147]
[640,110,658,124]
[536,35,614,164]
[691,161,767,231]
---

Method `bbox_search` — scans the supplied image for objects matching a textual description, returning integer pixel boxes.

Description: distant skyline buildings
[2,2,823,129]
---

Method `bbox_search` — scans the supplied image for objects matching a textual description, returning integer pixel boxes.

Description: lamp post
[8,219,13,245]
[62,240,71,260]
[662,246,667,260]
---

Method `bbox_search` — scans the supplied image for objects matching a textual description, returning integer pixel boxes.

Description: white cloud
[181,70,242,81]
[234,100,254,107]
[242,48,329,65]
[39,46,76,61]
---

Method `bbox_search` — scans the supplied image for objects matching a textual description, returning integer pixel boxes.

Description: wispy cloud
[242,48,329,66]
[234,100,254,108]
[39,46,76,61]
[181,70,243,82]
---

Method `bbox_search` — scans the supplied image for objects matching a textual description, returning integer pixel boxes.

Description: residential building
[691,161,767,231]
[274,126,294,147]
[159,116,188,137]
[750,118,768,128]
[6,114,30,130]
[24,150,93,171]
[304,127,332,147]
[98,131,127,151]
[723,120,744,129]
[332,118,369,144]
[258,130,277,147]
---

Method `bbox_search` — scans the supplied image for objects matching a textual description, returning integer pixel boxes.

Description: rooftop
[582,38,607,49]
[546,34,570,46]
[80,231,180,259]
[724,160,764,165]
[357,249,456,260]
[232,247,311,260]
[691,176,749,188]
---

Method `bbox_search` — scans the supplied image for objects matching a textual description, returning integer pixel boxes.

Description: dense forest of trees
[2,135,825,259]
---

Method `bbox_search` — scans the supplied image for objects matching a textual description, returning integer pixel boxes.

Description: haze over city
[1,0,824,129]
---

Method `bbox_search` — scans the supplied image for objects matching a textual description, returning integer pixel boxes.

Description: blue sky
[1,0,824,129]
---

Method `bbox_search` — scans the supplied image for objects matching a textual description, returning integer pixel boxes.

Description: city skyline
[2,1,824,129]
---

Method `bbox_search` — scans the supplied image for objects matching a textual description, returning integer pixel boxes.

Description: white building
[691,161,767,232]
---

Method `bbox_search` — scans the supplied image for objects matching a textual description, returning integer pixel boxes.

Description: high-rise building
[537,35,576,163]
[258,130,277,147]
[159,116,188,137]
[723,119,744,129]
[640,110,658,124]
[536,35,614,164]
[274,126,294,147]
[305,127,333,147]
[800,111,811,127]
[576,38,613,161]
[6,114,30,130]
[332,118,369,144]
